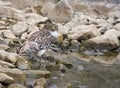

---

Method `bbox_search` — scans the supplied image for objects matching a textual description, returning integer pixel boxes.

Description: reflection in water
[48,52,120,88]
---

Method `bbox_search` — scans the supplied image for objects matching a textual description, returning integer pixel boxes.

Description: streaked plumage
[19,29,60,61]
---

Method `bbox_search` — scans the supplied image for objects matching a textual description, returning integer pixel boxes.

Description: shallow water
[47,52,120,88]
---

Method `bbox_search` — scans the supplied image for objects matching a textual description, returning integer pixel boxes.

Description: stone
[57,23,69,34]
[2,30,16,39]
[8,83,26,88]
[0,44,9,50]
[82,29,120,50]
[45,64,60,72]
[0,60,15,68]
[42,0,74,23]
[65,83,73,88]
[114,23,120,31]
[0,68,25,84]
[34,86,44,88]
[27,24,39,34]
[0,6,24,21]
[16,55,31,70]
[20,32,28,40]
[68,24,100,40]
[0,73,14,84]
[24,70,51,78]
[35,78,47,88]
[24,13,44,25]
[11,22,27,36]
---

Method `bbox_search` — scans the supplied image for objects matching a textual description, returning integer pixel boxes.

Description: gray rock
[20,32,28,40]
[11,22,27,36]
[0,73,14,84]
[114,23,120,31]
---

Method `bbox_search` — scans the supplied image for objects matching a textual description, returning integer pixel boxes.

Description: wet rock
[56,59,73,69]
[8,83,26,88]
[35,78,47,88]
[0,68,25,84]
[68,24,100,40]
[11,22,27,36]
[0,44,9,50]
[0,73,14,84]
[46,64,60,72]
[24,70,51,78]
[82,29,120,50]
[2,30,16,39]
[0,60,15,68]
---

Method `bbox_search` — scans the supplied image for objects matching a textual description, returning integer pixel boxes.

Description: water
[48,52,120,88]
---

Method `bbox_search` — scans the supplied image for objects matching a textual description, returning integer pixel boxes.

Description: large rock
[0,73,14,84]
[10,22,27,36]
[82,29,120,50]
[68,24,100,40]
[0,6,24,20]
[0,68,25,84]
[42,0,74,23]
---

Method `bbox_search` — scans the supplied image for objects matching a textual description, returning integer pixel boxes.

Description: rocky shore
[0,0,120,88]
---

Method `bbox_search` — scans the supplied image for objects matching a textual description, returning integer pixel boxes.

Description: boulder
[42,0,74,23]
[82,29,120,50]
[2,30,16,39]
[68,24,100,40]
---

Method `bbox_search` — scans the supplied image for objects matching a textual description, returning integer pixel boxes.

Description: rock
[27,24,39,34]
[16,55,31,70]
[24,70,51,78]
[65,83,73,88]
[34,86,44,88]
[0,6,24,21]
[42,0,74,23]
[82,29,120,50]
[11,22,27,36]
[24,13,45,25]
[20,32,28,40]
[0,73,14,84]
[68,24,100,40]
[2,30,16,39]
[0,60,15,68]
[8,83,26,88]
[56,59,73,69]
[45,64,60,72]
[0,44,9,50]
[0,68,25,84]
[57,23,69,34]
[114,23,120,31]
[35,78,47,88]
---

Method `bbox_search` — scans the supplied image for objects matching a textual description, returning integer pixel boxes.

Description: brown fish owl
[19,21,63,62]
